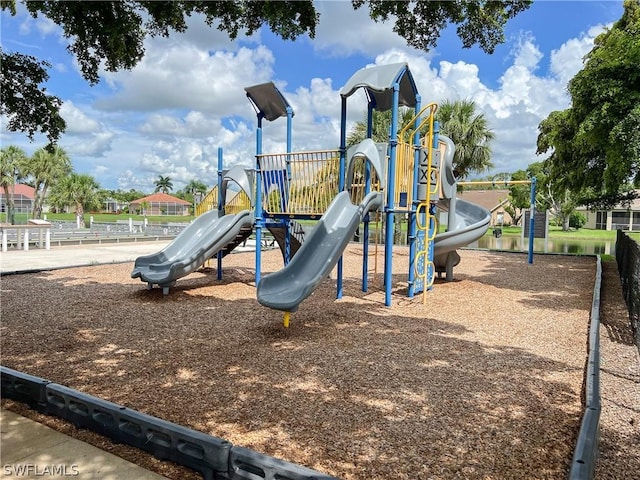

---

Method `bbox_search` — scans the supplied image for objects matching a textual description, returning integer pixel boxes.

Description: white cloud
[1,2,615,194]
[311,2,409,58]
[549,24,609,86]
[97,44,275,114]
[60,101,100,133]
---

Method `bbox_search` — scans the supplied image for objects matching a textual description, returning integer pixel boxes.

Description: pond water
[469,235,615,256]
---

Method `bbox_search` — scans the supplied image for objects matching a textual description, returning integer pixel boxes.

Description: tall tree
[25,145,73,219]
[347,99,494,180]
[537,0,640,208]
[48,173,102,228]
[154,175,173,194]
[183,179,209,212]
[0,146,28,224]
[435,99,495,179]
[354,0,531,53]
[0,48,67,144]
[1,1,530,143]
[347,107,418,145]
[184,179,208,197]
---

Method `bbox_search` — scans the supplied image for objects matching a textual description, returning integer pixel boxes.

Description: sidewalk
[1,409,166,479]
[0,240,170,275]
[1,241,171,479]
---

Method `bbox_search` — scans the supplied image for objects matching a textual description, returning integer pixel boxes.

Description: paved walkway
[0,241,171,275]
[1,409,165,479]
[1,241,172,479]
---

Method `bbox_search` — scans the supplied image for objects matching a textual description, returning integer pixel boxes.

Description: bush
[569,211,586,229]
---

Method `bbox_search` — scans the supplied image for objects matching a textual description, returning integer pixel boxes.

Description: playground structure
[131,160,255,294]
[132,62,493,321]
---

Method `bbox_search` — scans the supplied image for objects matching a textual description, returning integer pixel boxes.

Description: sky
[0,1,626,193]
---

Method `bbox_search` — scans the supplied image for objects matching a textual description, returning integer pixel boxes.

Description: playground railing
[195,186,219,216]
[224,190,252,215]
[394,140,415,210]
[257,149,341,217]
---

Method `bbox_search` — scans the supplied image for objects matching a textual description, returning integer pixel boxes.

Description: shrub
[569,211,586,229]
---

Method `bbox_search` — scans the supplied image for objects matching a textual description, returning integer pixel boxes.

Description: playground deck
[1,248,597,479]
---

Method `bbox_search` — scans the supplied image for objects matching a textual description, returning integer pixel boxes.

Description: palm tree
[435,99,495,179]
[0,146,28,224]
[25,145,72,219]
[154,175,173,193]
[347,107,417,146]
[49,173,102,228]
[184,179,208,213]
[347,99,495,180]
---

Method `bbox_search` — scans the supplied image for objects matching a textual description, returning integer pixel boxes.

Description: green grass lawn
[4,211,635,244]
[6,212,196,224]
[495,225,620,241]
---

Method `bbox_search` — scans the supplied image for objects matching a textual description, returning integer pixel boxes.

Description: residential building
[581,197,640,231]
[456,189,514,226]
[0,184,35,218]
[129,192,191,216]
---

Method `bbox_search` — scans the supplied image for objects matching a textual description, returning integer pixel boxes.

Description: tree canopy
[347,99,494,180]
[1,0,531,145]
[48,173,102,227]
[0,145,28,224]
[154,175,174,193]
[0,48,66,144]
[537,0,640,209]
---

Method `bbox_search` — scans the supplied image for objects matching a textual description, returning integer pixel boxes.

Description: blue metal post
[255,115,264,285]
[284,105,293,265]
[216,147,224,280]
[407,96,422,297]
[362,102,375,292]
[384,83,401,307]
[528,176,536,264]
[337,97,347,300]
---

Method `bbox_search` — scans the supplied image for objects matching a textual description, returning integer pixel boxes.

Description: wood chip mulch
[1,247,638,479]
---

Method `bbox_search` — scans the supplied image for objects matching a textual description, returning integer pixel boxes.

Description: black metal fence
[615,230,640,353]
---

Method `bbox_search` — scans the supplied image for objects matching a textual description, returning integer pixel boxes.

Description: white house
[580,196,640,231]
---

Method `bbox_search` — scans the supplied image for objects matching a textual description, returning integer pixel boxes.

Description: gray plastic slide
[435,198,491,254]
[131,209,254,294]
[257,190,383,312]
[433,135,491,279]
[434,197,491,277]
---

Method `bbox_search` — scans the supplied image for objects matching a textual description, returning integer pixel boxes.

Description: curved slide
[433,134,491,280]
[131,209,254,294]
[257,191,383,312]
[434,198,491,279]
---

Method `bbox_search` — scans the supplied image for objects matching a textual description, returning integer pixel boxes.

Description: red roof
[0,184,36,200]
[130,192,191,205]
[457,189,511,212]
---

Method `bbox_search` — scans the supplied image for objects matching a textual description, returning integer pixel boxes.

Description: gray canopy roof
[245,82,293,122]
[339,62,418,111]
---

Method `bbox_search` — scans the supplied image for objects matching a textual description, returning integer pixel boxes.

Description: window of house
[595,211,607,230]
[611,211,630,230]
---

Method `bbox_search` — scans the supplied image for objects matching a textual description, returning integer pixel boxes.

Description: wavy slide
[132,209,254,294]
[434,198,491,279]
[257,191,383,313]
